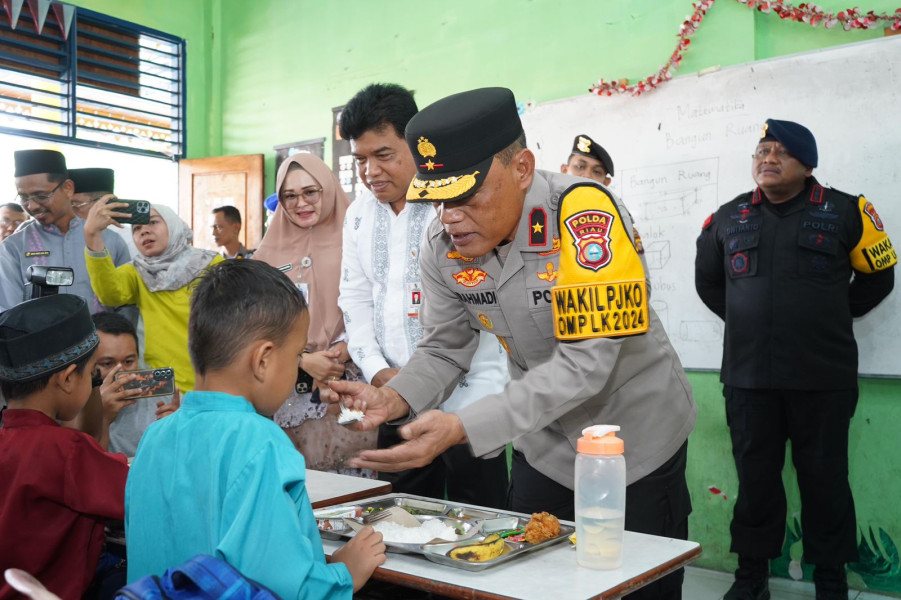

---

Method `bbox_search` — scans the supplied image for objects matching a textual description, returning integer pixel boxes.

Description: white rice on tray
[371,519,457,544]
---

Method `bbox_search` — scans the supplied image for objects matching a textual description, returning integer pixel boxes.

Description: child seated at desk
[0,295,129,600]
[125,259,386,598]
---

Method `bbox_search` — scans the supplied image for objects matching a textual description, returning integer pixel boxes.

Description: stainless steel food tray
[314,493,574,571]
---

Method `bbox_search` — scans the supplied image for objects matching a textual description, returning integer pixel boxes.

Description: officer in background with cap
[561,134,615,186]
[560,134,647,271]
[332,87,697,599]
[0,151,131,311]
[69,168,115,221]
[69,167,138,259]
[695,119,896,600]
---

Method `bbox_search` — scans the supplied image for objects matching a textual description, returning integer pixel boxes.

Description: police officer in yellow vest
[331,87,697,599]
[695,119,896,600]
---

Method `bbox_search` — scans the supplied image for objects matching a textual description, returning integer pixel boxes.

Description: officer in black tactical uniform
[695,119,896,600]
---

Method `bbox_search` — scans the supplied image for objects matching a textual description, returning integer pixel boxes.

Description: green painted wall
[62,0,901,593]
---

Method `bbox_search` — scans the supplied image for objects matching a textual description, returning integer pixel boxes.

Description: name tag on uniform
[25,251,50,258]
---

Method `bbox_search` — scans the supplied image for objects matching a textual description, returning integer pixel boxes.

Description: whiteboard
[522,36,901,376]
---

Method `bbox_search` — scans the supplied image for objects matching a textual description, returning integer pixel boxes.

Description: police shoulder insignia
[552,184,649,341]
[452,267,488,287]
[529,208,547,246]
[851,196,897,273]
[702,214,713,230]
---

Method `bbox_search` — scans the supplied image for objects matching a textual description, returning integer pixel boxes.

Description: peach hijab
[252,154,349,352]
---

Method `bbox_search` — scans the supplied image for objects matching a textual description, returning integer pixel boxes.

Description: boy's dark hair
[0,347,95,400]
[338,83,418,141]
[188,260,307,375]
[212,205,242,225]
[91,311,139,350]
[0,202,26,213]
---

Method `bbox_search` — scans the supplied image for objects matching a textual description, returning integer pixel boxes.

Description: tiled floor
[683,566,898,600]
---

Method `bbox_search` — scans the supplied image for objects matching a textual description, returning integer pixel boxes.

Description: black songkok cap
[0,295,99,382]
[760,119,818,168]
[69,168,115,194]
[570,134,614,177]
[13,149,68,178]
[405,87,523,203]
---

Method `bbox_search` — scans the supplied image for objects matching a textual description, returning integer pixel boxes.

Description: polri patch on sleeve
[552,184,649,341]
[851,196,897,273]
[529,208,547,247]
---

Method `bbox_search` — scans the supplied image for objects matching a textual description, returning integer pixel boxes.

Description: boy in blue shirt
[125,259,386,598]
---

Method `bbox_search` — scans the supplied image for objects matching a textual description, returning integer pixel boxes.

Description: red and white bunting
[25,0,51,34]
[2,0,25,30]
[51,1,74,39]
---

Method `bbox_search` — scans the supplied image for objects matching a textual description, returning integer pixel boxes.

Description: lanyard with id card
[406,282,422,318]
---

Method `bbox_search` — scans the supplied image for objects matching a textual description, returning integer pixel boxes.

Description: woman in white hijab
[84,199,223,394]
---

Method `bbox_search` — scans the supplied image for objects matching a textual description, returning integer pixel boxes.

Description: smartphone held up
[112,199,152,225]
[115,367,175,398]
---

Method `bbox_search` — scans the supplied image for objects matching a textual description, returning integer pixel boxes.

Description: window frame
[0,5,186,159]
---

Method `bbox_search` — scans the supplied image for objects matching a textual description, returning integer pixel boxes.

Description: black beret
[69,168,115,194]
[0,295,99,382]
[405,87,523,203]
[570,134,614,177]
[760,119,818,168]
[14,149,67,178]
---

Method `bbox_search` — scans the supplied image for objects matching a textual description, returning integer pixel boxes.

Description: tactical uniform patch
[452,267,488,287]
[863,201,884,231]
[552,184,649,340]
[851,196,897,272]
[564,209,614,271]
[731,253,748,274]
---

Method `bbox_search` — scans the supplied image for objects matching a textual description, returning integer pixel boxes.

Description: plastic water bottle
[575,424,626,570]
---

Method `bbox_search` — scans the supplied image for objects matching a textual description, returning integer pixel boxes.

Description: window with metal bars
[0,3,185,158]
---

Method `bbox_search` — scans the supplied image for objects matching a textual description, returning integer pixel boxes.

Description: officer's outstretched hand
[349,410,468,473]
[327,379,410,431]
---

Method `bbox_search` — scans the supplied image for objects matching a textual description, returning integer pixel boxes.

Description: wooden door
[178,154,264,252]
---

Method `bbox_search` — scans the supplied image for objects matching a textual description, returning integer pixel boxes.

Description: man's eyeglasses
[752,145,790,160]
[15,180,65,206]
[280,188,323,206]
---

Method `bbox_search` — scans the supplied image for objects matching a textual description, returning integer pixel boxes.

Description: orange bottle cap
[578,425,624,455]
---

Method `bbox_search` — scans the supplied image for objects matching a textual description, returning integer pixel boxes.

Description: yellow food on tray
[446,534,506,562]
[523,511,561,544]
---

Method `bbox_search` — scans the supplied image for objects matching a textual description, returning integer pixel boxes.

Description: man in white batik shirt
[338,83,509,508]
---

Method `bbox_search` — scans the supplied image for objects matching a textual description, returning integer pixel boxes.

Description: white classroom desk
[319,493,702,600]
[305,469,392,509]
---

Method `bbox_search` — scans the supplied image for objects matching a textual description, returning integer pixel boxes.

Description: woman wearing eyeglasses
[253,153,377,478]
[82,201,224,396]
